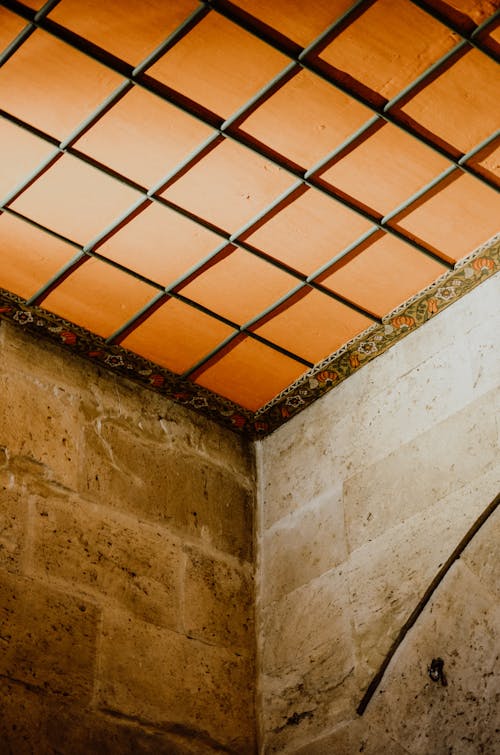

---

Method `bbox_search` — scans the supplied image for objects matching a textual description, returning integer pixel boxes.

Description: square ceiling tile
[252,288,373,363]
[436,0,500,25]
[194,336,308,411]
[239,69,372,169]
[74,87,214,188]
[0,30,123,139]
[0,7,27,50]
[0,118,55,201]
[401,49,500,154]
[232,0,353,47]
[320,123,450,216]
[162,139,293,232]
[10,154,141,245]
[179,248,299,324]
[42,257,157,338]
[318,0,457,100]
[0,213,77,300]
[319,233,448,316]
[396,173,500,262]
[468,140,500,182]
[48,0,198,65]
[121,298,234,375]
[98,202,221,287]
[244,187,372,275]
[148,11,288,118]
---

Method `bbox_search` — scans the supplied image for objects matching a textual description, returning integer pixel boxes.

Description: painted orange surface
[122,298,234,375]
[163,139,293,232]
[75,87,214,189]
[319,0,457,100]
[321,123,450,215]
[149,12,288,119]
[240,69,372,168]
[99,203,222,288]
[397,173,500,261]
[0,7,26,50]
[10,155,141,245]
[42,258,157,338]
[195,337,307,411]
[14,0,45,8]
[180,249,299,325]
[253,288,373,363]
[0,119,54,201]
[49,0,198,65]
[471,142,500,179]
[441,0,500,24]
[245,188,372,274]
[0,214,76,300]
[320,235,448,316]
[402,49,500,153]
[233,0,353,47]
[0,30,122,139]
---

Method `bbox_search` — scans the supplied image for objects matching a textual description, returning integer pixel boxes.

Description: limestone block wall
[256,273,500,753]
[0,320,256,754]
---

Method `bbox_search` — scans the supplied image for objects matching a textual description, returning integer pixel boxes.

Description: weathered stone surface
[290,719,410,754]
[34,496,182,629]
[0,571,99,701]
[462,504,500,601]
[80,420,253,560]
[260,484,346,606]
[98,611,255,754]
[369,561,500,755]
[343,388,498,551]
[0,473,27,573]
[184,546,254,652]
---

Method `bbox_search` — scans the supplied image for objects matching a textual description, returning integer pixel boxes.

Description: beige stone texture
[184,545,254,652]
[290,719,410,754]
[80,420,253,561]
[0,471,27,573]
[462,504,500,601]
[33,494,183,630]
[98,610,256,753]
[0,571,99,701]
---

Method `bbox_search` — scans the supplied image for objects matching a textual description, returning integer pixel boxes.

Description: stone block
[462,504,500,601]
[80,420,253,560]
[290,719,410,755]
[34,496,182,630]
[98,611,255,754]
[368,561,500,755]
[344,388,498,551]
[260,485,346,606]
[184,546,254,652]
[0,474,27,573]
[0,571,99,701]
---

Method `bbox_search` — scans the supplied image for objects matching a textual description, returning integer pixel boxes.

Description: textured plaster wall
[256,273,500,753]
[0,320,256,754]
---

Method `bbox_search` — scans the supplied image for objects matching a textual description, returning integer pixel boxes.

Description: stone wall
[0,320,256,754]
[256,273,500,753]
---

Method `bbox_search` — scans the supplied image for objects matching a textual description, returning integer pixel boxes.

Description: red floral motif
[349,352,360,369]
[280,405,290,418]
[0,307,12,314]
[174,392,191,402]
[149,374,164,388]
[230,414,246,428]
[60,331,76,345]
[391,314,415,329]
[88,350,104,358]
[254,420,268,433]
[316,370,338,384]
[472,257,494,273]
[427,298,438,315]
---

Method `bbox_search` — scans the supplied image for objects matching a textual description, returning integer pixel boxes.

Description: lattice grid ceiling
[0,0,499,425]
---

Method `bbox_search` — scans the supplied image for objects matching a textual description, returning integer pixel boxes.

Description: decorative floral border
[0,236,498,438]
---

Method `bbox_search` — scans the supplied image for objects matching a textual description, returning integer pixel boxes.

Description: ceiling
[0,0,499,434]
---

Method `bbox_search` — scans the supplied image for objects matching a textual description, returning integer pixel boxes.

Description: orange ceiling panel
[180,249,299,324]
[319,0,457,100]
[0,118,54,201]
[42,258,156,338]
[253,289,373,363]
[48,0,198,65]
[397,173,500,262]
[0,213,76,300]
[232,0,353,47]
[15,0,45,8]
[121,298,234,375]
[0,7,26,50]
[74,87,214,188]
[98,202,221,287]
[240,69,372,168]
[320,235,448,316]
[162,139,293,232]
[0,30,122,140]
[10,155,141,245]
[440,0,500,24]
[148,12,288,118]
[402,49,500,154]
[469,142,500,180]
[245,188,372,275]
[320,123,450,215]
[195,337,307,411]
